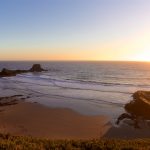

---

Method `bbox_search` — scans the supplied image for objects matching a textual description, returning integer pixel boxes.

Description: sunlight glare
[133,49,150,62]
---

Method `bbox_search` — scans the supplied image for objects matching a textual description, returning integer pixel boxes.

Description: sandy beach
[0,95,150,140]
[0,96,111,139]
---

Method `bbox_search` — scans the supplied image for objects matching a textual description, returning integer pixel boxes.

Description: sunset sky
[0,0,150,61]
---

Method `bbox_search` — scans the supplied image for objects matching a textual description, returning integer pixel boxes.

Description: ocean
[0,61,150,122]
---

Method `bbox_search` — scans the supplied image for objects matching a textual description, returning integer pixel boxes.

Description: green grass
[0,133,149,150]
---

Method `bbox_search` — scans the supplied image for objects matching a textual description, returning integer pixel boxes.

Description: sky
[0,0,150,61]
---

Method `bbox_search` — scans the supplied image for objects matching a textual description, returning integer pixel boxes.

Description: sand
[0,99,111,139]
[0,96,150,139]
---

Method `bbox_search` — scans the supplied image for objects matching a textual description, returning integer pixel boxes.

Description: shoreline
[0,96,111,139]
[0,95,150,139]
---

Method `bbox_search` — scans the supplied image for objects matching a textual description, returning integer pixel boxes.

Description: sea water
[0,61,150,121]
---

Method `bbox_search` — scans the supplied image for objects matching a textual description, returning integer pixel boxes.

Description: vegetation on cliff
[0,133,149,150]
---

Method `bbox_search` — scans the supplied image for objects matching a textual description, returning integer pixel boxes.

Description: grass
[0,133,149,150]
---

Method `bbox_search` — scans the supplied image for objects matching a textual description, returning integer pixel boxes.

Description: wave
[1,78,126,108]
[3,75,134,95]
[104,76,150,80]
[16,73,150,88]
[2,72,150,105]
[15,85,125,108]
[40,93,125,107]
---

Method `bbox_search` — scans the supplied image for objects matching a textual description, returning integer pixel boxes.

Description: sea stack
[30,64,46,72]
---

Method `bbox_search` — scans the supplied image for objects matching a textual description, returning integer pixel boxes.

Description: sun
[132,50,150,62]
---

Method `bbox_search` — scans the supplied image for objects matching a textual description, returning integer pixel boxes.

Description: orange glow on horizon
[1,39,150,62]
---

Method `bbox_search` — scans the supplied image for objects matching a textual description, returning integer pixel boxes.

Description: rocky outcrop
[30,64,45,72]
[0,64,47,77]
[125,91,150,119]
[0,68,17,77]
[116,91,150,128]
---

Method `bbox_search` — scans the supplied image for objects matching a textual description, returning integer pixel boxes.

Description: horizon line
[0,60,150,63]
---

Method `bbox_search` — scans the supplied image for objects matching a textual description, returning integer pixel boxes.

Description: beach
[0,96,110,139]
[0,95,150,140]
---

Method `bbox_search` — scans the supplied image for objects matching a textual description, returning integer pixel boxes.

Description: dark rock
[0,64,47,77]
[125,91,150,119]
[116,113,140,128]
[0,68,17,77]
[30,64,46,72]
[116,91,150,128]
[0,69,28,77]
[116,113,134,125]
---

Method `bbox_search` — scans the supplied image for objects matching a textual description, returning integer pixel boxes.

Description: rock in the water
[30,64,45,72]
[0,64,47,77]
[0,68,17,77]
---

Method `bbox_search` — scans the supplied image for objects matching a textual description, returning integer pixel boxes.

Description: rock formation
[116,91,150,128]
[125,91,150,119]
[30,64,45,72]
[0,64,47,77]
[0,68,17,77]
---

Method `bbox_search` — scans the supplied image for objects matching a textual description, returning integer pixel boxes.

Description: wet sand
[0,98,110,139]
